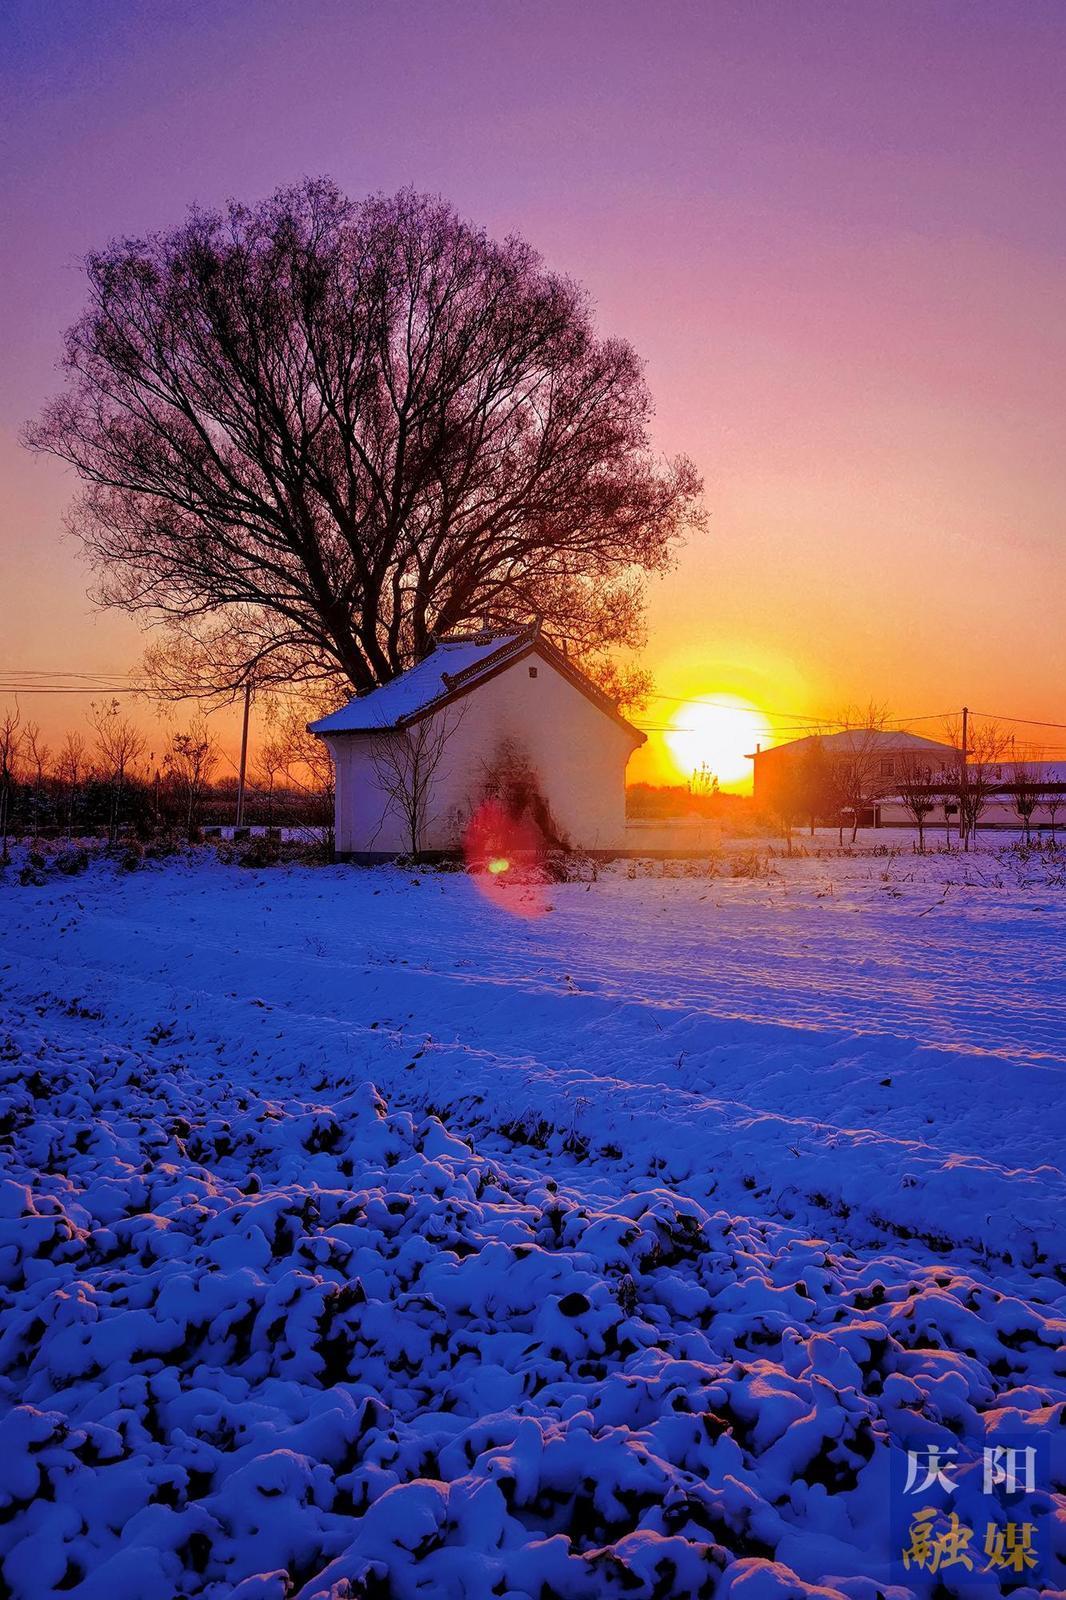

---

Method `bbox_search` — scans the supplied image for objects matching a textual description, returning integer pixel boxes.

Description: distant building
[748,729,955,822]
[309,625,646,859]
[749,732,1066,832]
[879,759,1066,831]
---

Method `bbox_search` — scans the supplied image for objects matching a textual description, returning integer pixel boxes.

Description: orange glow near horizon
[627,644,812,792]
[663,695,766,792]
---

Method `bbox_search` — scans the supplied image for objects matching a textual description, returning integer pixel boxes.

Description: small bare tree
[1044,777,1064,841]
[56,731,87,838]
[269,696,338,853]
[944,718,1009,850]
[1011,765,1043,844]
[895,753,939,853]
[827,705,892,842]
[253,738,287,829]
[369,711,463,859]
[770,760,809,855]
[23,722,51,840]
[163,724,218,839]
[797,738,834,836]
[0,708,22,862]
[90,699,146,844]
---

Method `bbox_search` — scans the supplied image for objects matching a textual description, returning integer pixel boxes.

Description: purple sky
[2,0,1065,773]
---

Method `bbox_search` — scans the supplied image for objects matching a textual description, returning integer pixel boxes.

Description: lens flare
[463,801,547,917]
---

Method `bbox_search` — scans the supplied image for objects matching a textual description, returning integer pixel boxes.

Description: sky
[2,0,1064,787]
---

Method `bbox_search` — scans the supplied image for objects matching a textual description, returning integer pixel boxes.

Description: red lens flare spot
[463,800,548,917]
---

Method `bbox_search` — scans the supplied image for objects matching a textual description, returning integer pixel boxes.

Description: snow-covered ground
[1,843,1064,1598]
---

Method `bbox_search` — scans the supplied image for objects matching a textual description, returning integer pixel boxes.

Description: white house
[308,625,646,859]
[879,758,1066,832]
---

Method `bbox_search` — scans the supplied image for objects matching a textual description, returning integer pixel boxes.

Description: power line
[0,677,315,701]
[970,709,1066,731]
[645,689,959,730]
[0,669,140,680]
[0,686,150,696]
[2,668,1065,746]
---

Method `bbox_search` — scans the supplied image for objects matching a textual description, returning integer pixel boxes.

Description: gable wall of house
[326,651,639,855]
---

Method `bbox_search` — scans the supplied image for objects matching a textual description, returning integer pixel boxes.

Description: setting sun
[664,695,766,790]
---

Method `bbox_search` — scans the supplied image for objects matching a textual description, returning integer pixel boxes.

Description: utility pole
[953,700,960,851]
[235,682,252,830]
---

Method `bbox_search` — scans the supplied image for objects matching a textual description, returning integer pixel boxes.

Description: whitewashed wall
[325,653,641,855]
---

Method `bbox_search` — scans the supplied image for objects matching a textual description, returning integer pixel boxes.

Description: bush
[54,845,90,876]
[239,836,281,868]
[118,842,144,872]
[144,832,188,860]
[731,849,771,879]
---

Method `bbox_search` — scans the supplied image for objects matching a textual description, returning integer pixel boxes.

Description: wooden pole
[960,705,969,849]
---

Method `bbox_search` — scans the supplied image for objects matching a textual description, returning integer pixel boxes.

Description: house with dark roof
[308,625,646,858]
[747,728,956,825]
[748,728,955,804]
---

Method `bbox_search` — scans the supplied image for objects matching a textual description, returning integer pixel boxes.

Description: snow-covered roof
[307,627,645,742]
[308,633,525,734]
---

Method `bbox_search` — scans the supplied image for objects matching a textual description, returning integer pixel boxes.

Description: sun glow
[664,695,766,790]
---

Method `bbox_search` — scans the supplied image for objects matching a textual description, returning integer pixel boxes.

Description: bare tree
[769,758,808,855]
[26,181,704,704]
[797,737,834,836]
[253,738,288,829]
[1044,777,1064,841]
[163,723,218,839]
[90,699,146,844]
[269,696,338,853]
[895,753,939,853]
[944,718,1009,850]
[368,711,463,859]
[827,705,892,843]
[56,731,87,838]
[0,709,21,863]
[1011,765,1044,844]
[23,722,51,840]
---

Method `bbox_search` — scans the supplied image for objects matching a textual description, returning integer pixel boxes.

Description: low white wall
[327,655,640,854]
[623,818,724,854]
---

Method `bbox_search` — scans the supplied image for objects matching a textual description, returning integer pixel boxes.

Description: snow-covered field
[1,843,1064,1598]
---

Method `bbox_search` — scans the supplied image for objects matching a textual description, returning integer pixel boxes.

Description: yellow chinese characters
[984,1520,1038,1574]
[902,1508,974,1574]
[902,1508,1038,1577]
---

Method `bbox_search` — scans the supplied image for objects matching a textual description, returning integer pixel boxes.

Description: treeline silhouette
[0,701,332,859]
